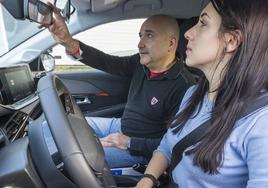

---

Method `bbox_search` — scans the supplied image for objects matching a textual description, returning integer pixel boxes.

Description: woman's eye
[199,19,206,26]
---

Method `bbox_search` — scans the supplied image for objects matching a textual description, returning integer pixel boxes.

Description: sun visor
[91,0,125,12]
[123,0,162,12]
[1,0,25,19]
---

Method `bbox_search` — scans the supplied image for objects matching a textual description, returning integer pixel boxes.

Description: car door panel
[57,70,130,118]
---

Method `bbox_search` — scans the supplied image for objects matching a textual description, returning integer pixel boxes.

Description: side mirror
[40,53,55,72]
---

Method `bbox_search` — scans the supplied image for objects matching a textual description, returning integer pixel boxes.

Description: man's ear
[224,30,242,53]
[168,36,177,52]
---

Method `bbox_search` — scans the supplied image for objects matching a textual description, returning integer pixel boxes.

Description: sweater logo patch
[151,97,159,105]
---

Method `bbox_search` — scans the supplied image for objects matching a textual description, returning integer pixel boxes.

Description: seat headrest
[177,17,204,80]
[176,17,199,60]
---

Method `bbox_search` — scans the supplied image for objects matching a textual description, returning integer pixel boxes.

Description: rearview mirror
[1,0,71,24]
[24,0,54,25]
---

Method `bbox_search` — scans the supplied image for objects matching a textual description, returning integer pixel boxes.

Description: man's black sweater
[79,42,195,158]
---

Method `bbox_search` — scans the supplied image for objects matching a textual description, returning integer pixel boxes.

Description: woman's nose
[184,25,195,41]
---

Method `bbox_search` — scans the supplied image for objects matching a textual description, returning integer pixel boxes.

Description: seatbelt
[170,92,268,173]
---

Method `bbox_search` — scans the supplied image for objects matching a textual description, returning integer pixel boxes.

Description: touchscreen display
[5,69,33,102]
[0,65,36,105]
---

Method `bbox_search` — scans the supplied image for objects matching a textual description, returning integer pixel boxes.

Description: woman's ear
[224,30,242,53]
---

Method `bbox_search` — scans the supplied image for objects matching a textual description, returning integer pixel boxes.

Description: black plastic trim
[28,114,77,188]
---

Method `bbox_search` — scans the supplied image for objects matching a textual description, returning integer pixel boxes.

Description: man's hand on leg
[100,133,130,150]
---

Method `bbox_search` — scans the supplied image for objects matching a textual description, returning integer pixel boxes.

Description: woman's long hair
[170,0,268,174]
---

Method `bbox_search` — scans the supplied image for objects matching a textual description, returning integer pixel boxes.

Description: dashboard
[0,63,59,188]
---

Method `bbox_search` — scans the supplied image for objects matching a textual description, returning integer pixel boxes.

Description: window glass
[0,4,41,57]
[52,19,145,72]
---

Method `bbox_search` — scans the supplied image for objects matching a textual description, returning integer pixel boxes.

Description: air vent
[3,111,29,142]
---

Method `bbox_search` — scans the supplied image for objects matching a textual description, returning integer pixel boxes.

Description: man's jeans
[86,117,148,168]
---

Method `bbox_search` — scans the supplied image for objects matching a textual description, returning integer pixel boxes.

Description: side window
[52,19,145,72]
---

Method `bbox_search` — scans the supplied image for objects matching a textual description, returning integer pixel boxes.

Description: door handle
[73,95,92,105]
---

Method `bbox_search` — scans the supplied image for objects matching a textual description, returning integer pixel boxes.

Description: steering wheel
[37,74,116,188]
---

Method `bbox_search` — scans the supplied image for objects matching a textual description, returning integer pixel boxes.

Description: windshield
[0,4,40,57]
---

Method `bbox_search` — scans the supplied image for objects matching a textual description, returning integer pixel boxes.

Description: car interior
[0,0,207,187]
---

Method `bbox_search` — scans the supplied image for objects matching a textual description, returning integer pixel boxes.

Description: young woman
[136,0,268,187]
